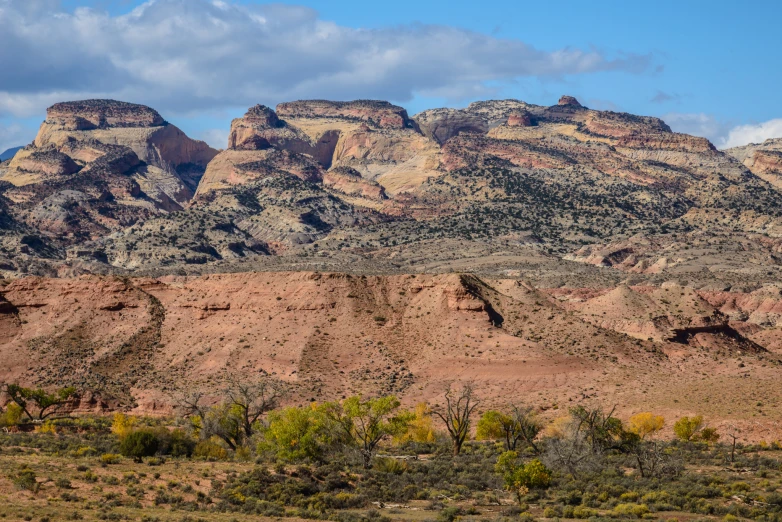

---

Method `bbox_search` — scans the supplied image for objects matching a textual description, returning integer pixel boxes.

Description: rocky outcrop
[414,108,489,144]
[323,167,387,200]
[45,99,165,130]
[197,148,324,196]
[726,139,782,189]
[557,95,582,107]
[507,110,534,127]
[276,100,415,129]
[8,146,80,179]
[226,105,339,167]
[33,100,217,183]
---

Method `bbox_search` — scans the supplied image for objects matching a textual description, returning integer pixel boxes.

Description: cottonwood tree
[3,384,77,422]
[628,412,665,440]
[477,405,542,453]
[177,378,284,450]
[323,395,413,468]
[543,404,624,477]
[225,378,284,438]
[673,415,705,441]
[432,383,480,456]
[624,434,683,479]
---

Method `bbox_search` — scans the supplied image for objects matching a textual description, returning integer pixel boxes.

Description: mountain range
[1,96,782,437]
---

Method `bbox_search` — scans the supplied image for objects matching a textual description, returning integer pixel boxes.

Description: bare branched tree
[225,377,285,438]
[432,383,480,456]
[511,404,543,454]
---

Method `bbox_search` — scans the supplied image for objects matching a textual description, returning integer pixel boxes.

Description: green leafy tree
[4,384,77,422]
[495,451,551,505]
[202,403,245,450]
[119,430,159,463]
[323,395,413,468]
[477,406,541,452]
[262,404,340,462]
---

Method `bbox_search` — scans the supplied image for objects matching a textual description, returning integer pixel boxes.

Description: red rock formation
[557,95,582,107]
[506,110,534,127]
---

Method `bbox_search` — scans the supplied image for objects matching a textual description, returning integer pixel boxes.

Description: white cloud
[0,0,651,119]
[720,119,782,149]
[0,122,35,154]
[662,113,728,144]
[198,128,229,150]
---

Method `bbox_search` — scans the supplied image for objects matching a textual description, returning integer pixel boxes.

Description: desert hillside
[1,271,780,440]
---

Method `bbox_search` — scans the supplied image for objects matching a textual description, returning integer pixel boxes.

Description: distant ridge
[0,146,22,161]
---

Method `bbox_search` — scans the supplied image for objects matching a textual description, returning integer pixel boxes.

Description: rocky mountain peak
[244,105,281,129]
[557,95,582,107]
[46,99,166,130]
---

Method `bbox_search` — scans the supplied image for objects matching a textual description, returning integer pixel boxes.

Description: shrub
[495,451,552,504]
[572,506,598,518]
[12,468,38,492]
[101,454,122,465]
[437,506,464,522]
[193,439,228,460]
[55,477,73,489]
[119,430,159,463]
[374,457,409,474]
[614,503,651,518]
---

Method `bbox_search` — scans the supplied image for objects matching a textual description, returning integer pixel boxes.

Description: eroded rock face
[197,148,324,196]
[507,110,534,127]
[323,167,387,200]
[9,146,80,179]
[2,272,781,442]
[726,139,782,189]
[0,100,219,246]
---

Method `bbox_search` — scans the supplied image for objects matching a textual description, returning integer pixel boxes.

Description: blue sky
[2,0,782,151]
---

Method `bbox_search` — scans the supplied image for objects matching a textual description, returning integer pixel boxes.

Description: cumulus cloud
[0,0,651,119]
[662,112,731,145]
[663,112,782,149]
[720,119,782,149]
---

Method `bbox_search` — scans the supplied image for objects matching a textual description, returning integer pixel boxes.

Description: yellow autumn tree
[111,412,137,439]
[628,412,665,439]
[395,402,437,443]
[673,415,704,441]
